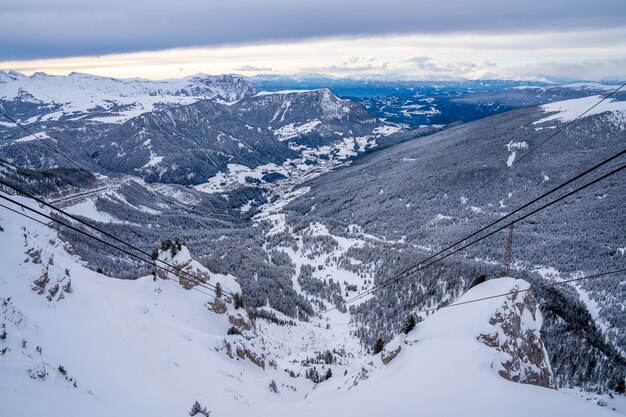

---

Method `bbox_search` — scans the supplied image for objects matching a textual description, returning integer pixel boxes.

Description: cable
[472,82,626,195]
[3,85,624,313]
[323,88,626,314]
[327,161,625,312]
[325,268,626,326]
[0,200,215,298]
[0,202,51,227]
[0,109,113,190]
[0,177,234,297]
[341,163,625,307]
[0,107,241,296]
[0,110,240,224]
[360,149,625,305]
[323,85,626,314]
[335,149,625,307]
[0,194,223,298]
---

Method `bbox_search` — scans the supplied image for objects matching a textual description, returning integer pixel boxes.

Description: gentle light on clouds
[1,0,625,80]
[2,27,625,81]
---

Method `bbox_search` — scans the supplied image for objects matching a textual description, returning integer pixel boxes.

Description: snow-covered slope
[1,192,620,416]
[0,71,254,124]
[0,192,363,416]
[535,95,626,125]
[288,279,619,417]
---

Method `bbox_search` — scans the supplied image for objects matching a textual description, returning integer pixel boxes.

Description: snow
[373,125,402,136]
[507,140,528,152]
[12,131,53,143]
[141,149,164,168]
[561,82,623,91]
[431,213,454,224]
[239,200,255,213]
[507,151,517,167]
[505,140,528,167]
[0,71,251,124]
[274,120,321,141]
[0,194,319,416]
[194,131,377,196]
[64,200,123,224]
[287,279,619,417]
[0,198,617,416]
[254,89,319,96]
[534,95,626,126]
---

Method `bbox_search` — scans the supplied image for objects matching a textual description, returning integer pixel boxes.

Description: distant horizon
[2,68,625,85]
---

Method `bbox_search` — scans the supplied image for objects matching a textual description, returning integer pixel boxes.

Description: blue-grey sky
[1,0,626,80]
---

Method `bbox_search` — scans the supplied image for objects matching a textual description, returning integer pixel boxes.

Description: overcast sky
[1,0,625,80]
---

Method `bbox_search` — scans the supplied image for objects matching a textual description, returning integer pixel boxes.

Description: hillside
[279,95,626,390]
[0,73,398,187]
[1,194,621,416]
[1,75,625,414]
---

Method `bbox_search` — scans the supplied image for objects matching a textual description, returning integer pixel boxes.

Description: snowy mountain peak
[0,72,256,124]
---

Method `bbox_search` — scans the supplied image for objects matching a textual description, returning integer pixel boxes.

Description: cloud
[234,65,273,72]
[2,30,625,81]
[1,0,625,60]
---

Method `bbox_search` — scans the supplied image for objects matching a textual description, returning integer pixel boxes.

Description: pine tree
[151,248,158,260]
[373,338,385,354]
[616,378,626,395]
[401,314,416,335]
[215,282,223,298]
[325,368,332,380]
[468,274,487,290]
[189,400,211,416]
[233,293,244,309]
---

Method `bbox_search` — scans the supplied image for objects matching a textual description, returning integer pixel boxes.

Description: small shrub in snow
[58,365,67,375]
[269,380,279,393]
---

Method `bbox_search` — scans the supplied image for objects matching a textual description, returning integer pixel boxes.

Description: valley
[1,72,625,416]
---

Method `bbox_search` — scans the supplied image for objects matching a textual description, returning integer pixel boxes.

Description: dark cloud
[1,0,625,60]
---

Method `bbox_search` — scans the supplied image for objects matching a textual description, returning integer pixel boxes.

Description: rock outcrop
[478,285,556,389]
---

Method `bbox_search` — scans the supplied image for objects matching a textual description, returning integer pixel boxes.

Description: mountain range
[1,72,625,416]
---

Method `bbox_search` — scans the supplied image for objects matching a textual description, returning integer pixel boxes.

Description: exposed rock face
[175,264,210,290]
[228,314,253,331]
[208,298,227,314]
[154,246,210,289]
[235,345,266,369]
[381,345,402,365]
[478,287,556,389]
